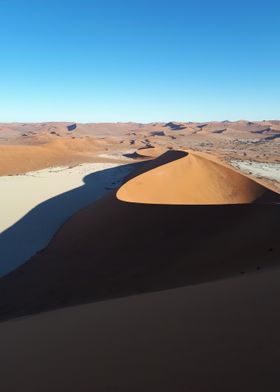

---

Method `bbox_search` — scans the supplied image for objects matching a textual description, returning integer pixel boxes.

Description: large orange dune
[0,150,279,320]
[118,151,269,204]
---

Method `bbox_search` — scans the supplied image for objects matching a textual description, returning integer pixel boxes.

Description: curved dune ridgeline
[0,151,279,321]
[136,146,168,158]
[117,151,271,205]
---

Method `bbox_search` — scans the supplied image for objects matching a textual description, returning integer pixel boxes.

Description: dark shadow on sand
[0,150,279,322]
[0,162,142,277]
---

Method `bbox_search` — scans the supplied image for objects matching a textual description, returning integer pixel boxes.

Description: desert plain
[0,120,280,391]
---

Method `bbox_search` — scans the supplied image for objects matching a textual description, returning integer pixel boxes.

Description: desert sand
[1,269,280,391]
[0,149,279,318]
[0,121,280,391]
[117,151,272,204]
[0,162,135,276]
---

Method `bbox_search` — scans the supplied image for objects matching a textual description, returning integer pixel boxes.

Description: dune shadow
[0,150,280,322]
[0,162,141,277]
[1,195,280,322]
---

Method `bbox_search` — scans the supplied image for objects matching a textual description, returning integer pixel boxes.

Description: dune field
[3,0,280,389]
[0,121,280,391]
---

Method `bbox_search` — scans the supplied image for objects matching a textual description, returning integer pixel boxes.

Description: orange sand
[117,151,268,204]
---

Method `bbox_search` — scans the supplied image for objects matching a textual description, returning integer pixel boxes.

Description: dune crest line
[117,151,277,205]
[0,150,279,321]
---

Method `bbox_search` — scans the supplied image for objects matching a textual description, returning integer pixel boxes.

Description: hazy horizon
[1,118,280,125]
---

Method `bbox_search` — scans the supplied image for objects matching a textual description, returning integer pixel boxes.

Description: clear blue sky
[0,0,279,123]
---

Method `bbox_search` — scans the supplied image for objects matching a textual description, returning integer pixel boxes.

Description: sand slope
[0,138,103,175]
[0,119,279,392]
[1,269,280,391]
[0,151,279,320]
[1,121,280,179]
[117,151,269,204]
[0,149,280,391]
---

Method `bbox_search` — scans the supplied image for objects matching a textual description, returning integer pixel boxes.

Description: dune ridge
[0,150,279,321]
[117,151,275,205]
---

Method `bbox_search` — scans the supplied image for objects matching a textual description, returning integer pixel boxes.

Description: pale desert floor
[230,160,280,182]
[0,162,135,276]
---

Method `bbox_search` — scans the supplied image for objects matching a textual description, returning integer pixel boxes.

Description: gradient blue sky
[0,0,279,122]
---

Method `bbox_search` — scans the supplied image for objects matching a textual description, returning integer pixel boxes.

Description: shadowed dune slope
[0,151,279,320]
[117,151,270,205]
[3,270,280,391]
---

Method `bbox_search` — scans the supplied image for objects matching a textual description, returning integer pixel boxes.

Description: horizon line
[0,119,279,125]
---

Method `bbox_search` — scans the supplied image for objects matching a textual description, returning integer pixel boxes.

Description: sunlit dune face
[117,151,267,205]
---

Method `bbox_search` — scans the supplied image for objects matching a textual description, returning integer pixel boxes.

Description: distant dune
[0,120,280,176]
[0,138,103,175]
[0,162,135,276]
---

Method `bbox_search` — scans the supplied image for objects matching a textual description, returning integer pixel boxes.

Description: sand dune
[0,121,280,181]
[117,151,274,204]
[0,150,279,320]
[0,145,280,390]
[2,268,280,391]
[0,138,104,175]
[136,146,168,158]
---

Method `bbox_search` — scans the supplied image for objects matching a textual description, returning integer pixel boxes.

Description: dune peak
[117,151,270,205]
